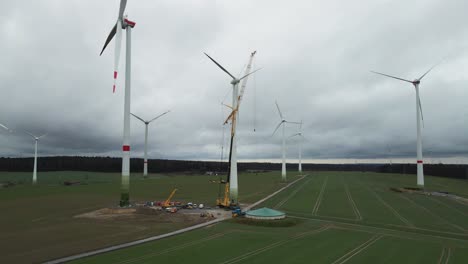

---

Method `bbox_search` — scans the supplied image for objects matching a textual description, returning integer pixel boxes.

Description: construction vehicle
[165,207,177,213]
[161,188,177,208]
[231,206,245,218]
[217,181,233,208]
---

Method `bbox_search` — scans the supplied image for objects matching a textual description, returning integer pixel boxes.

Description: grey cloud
[1,0,468,163]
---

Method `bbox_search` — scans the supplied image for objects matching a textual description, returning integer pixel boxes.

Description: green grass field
[64,171,468,264]
[0,171,296,264]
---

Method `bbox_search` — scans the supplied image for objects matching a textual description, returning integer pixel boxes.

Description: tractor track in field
[115,232,230,264]
[219,225,331,264]
[274,177,312,209]
[288,214,468,245]
[454,198,468,207]
[11,225,150,258]
[312,175,328,215]
[366,187,414,228]
[343,180,362,221]
[438,247,452,264]
[429,196,468,217]
[399,195,466,232]
[331,234,383,264]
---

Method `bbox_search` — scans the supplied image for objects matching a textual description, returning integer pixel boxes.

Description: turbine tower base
[120,192,130,207]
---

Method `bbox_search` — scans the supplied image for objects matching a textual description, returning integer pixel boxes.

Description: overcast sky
[1,0,467,163]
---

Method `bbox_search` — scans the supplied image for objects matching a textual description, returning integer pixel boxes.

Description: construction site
[75,186,244,223]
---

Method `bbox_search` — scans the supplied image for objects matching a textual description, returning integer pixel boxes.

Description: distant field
[70,171,468,264]
[0,171,295,264]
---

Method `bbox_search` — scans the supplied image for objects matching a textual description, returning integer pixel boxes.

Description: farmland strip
[343,180,362,220]
[445,248,451,264]
[312,175,328,215]
[245,175,307,211]
[220,225,331,264]
[367,188,414,227]
[438,247,446,264]
[331,235,383,264]
[400,195,466,232]
[116,232,228,264]
[274,178,312,209]
[429,197,468,217]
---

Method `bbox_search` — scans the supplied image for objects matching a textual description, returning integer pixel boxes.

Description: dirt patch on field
[389,187,468,205]
[75,206,231,224]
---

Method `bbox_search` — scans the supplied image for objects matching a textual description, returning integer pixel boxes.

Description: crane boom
[162,188,177,207]
[223,51,257,125]
[238,51,256,110]
[217,51,257,208]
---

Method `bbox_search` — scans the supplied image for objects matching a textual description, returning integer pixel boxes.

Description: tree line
[0,156,467,179]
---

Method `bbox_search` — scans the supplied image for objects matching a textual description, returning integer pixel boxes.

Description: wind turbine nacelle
[123,18,136,28]
[231,79,240,85]
[413,80,421,85]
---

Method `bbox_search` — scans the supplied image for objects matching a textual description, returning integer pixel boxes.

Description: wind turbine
[131,110,170,177]
[371,61,442,187]
[289,121,306,174]
[100,0,136,207]
[272,101,301,181]
[205,51,259,205]
[24,131,47,185]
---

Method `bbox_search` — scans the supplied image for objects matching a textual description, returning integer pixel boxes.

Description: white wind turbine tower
[24,131,47,185]
[289,121,306,174]
[131,111,170,177]
[272,101,301,181]
[371,61,442,187]
[205,51,259,205]
[100,0,136,206]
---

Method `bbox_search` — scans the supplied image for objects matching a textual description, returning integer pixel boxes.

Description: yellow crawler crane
[217,182,231,207]
[162,188,177,207]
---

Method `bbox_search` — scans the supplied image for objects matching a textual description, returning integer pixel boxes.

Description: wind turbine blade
[224,110,235,125]
[238,68,262,81]
[222,103,233,110]
[100,23,117,56]
[113,20,122,93]
[370,71,413,83]
[286,121,302,125]
[149,110,171,123]
[38,133,48,139]
[418,59,444,81]
[118,0,127,20]
[0,123,9,131]
[418,94,424,127]
[271,122,283,137]
[288,133,300,138]
[130,113,146,123]
[275,101,283,120]
[204,53,235,80]
[23,130,36,139]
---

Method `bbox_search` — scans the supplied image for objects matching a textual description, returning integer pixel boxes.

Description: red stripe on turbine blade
[114,71,118,79]
[123,145,130,151]
[113,84,116,93]
[417,160,423,164]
